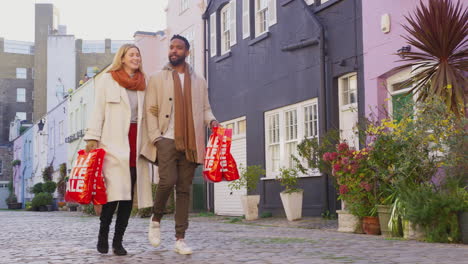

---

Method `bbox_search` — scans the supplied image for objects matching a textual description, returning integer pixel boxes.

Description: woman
[84,44,153,256]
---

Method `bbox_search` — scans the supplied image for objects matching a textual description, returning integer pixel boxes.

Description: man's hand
[149,105,159,117]
[210,120,220,129]
[85,140,98,152]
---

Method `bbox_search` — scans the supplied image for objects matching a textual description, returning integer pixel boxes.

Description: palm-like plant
[395,0,467,116]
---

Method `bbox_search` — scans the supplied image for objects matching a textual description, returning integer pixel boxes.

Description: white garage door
[214,117,246,216]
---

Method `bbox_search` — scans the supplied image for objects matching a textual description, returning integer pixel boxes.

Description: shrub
[42,181,57,194]
[31,192,53,209]
[31,183,43,195]
[277,168,301,194]
[228,165,265,193]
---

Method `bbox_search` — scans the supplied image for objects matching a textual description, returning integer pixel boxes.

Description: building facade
[204,0,364,216]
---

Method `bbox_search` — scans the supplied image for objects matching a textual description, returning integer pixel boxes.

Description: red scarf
[110,69,146,91]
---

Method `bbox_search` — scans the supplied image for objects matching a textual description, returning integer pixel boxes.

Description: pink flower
[333,163,342,172]
[339,185,349,195]
[341,157,349,165]
[360,182,372,191]
[337,142,349,152]
[322,152,331,161]
[330,152,338,160]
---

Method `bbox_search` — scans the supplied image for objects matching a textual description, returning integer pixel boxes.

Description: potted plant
[5,180,22,209]
[276,167,303,221]
[31,192,53,212]
[323,142,380,235]
[228,165,265,220]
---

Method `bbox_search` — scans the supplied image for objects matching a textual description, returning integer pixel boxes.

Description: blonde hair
[107,44,144,74]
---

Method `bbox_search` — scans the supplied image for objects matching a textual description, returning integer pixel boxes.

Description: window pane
[268,114,279,144]
[392,93,413,122]
[16,68,27,79]
[269,144,280,172]
[349,75,357,104]
[285,110,297,141]
[342,77,349,105]
[17,88,26,102]
[237,120,246,134]
[286,142,297,168]
[16,112,27,121]
[226,123,234,131]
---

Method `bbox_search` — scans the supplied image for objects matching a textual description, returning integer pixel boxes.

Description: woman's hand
[85,140,99,152]
[149,105,159,117]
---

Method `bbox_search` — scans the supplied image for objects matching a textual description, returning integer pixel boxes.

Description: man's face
[169,38,190,66]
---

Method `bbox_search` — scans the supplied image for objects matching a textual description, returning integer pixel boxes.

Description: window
[4,40,34,54]
[242,0,250,38]
[181,0,189,13]
[221,5,231,54]
[264,99,319,177]
[17,88,26,102]
[0,160,2,175]
[222,117,246,137]
[111,40,131,53]
[87,67,97,78]
[59,121,64,144]
[210,13,217,57]
[16,68,27,79]
[82,41,105,53]
[181,28,195,69]
[387,68,414,122]
[16,112,27,121]
[339,74,357,106]
[255,0,276,37]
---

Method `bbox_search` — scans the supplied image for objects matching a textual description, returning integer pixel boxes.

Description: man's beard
[169,55,186,66]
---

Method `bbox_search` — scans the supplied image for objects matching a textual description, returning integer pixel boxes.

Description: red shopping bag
[219,128,239,181]
[203,127,224,182]
[65,149,107,204]
[203,127,239,182]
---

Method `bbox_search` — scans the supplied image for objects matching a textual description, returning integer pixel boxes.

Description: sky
[0,0,168,42]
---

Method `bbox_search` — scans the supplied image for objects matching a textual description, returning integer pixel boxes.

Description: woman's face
[122,47,141,72]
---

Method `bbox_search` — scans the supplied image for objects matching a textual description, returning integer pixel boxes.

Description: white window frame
[180,0,189,13]
[386,68,415,117]
[254,0,277,37]
[221,116,247,140]
[16,112,27,121]
[221,5,231,55]
[16,68,27,79]
[210,13,217,57]
[242,0,250,39]
[16,88,26,102]
[264,98,319,179]
[338,73,358,110]
[82,41,105,53]
[181,27,195,69]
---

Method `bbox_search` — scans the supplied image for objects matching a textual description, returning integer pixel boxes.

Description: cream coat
[84,72,153,209]
[140,64,216,164]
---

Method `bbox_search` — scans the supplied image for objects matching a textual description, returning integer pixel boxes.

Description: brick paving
[0,210,467,264]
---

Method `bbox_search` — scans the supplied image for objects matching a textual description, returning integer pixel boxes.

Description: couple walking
[83,35,219,256]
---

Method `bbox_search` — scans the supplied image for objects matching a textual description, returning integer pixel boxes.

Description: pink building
[362,0,428,120]
[165,0,207,75]
[134,31,168,77]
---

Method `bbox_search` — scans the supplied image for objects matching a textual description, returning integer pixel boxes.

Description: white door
[338,73,359,149]
[0,181,9,209]
[214,117,247,216]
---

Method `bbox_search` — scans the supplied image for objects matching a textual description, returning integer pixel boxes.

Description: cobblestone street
[1,210,467,264]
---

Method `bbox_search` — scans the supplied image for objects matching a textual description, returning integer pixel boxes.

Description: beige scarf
[173,64,197,163]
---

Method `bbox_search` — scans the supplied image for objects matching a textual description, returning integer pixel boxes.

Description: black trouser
[99,167,136,245]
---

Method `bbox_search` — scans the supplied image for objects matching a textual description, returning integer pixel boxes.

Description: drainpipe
[202,0,214,212]
[300,0,330,212]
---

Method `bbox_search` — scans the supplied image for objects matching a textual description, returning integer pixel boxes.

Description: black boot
[96,225,109,254]
[112,230,127,256]
[97,202,117,254]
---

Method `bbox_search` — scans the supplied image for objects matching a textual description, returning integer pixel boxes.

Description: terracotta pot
[362,216,381,235]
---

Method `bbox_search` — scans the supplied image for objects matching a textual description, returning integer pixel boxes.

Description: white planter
[280,190,303,221]
[241,195,260,221]
[336,209,362,233]
[403,220,425,240]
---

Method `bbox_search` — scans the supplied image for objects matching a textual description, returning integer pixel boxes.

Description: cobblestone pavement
[1,210,467,264]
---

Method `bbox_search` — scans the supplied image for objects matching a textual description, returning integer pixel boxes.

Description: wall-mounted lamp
[397,45,411,59]
[38,119,45,132]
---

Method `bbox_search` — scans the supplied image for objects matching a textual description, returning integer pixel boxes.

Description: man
[141,35,219,255]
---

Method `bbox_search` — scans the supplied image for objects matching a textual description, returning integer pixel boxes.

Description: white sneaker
[174,239,193,255]
[148,216,161,247]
